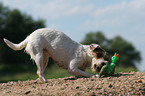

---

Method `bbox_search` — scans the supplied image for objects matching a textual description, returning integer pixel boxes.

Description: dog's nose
[96,66,100,70]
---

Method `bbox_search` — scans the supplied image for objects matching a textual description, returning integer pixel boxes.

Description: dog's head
[91,58,109,73]
[90,44,110,73]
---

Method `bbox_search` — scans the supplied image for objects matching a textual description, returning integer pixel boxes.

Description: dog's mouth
[95,62,107,73]
[96,66,102,73]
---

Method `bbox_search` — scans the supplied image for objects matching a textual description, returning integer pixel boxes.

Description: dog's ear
[90,44,100,51]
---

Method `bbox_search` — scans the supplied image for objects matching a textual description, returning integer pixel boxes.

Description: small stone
[108,84,113,88]
[90,79,94,81]
[25,91,31,95]
[137,80,142,83]
[76,86,79,89]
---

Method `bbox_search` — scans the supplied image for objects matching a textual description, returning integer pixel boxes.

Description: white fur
[4,28,100,82]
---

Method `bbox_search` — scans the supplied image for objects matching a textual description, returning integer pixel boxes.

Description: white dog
[4,28,108,82]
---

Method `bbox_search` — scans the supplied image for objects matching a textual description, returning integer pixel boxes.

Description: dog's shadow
[102,72,134,78]
[64,72,134,80]
[64,76,80,80]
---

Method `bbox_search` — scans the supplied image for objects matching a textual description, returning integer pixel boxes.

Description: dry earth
[0,72,145,96]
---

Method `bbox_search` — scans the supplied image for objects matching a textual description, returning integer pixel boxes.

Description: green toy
[98,53,119,78]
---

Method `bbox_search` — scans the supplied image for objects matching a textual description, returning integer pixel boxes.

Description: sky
[0,0,145,71]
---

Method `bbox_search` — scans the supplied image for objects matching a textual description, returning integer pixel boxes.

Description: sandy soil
[0,72,145,96]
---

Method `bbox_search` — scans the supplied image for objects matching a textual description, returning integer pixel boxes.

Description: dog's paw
[36,77,47,83]
[91,74,98,78]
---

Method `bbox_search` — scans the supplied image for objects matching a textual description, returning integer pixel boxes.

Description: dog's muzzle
[95,62,107,73]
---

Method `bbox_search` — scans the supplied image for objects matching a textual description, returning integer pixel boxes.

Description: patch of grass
[0,63,37,82]
[45,65,71,79]
[0,63,138,83]
[0,64,71,83]
[115,66,138,73]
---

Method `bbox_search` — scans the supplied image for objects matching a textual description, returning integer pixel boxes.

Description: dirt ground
[0,72,145,96]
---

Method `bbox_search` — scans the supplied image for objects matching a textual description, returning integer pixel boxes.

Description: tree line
[0,3,45,65]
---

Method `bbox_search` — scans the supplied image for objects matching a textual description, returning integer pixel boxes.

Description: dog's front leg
[68,60,93,77]
[68,68,93,77]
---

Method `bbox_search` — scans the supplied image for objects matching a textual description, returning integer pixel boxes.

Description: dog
[3,28,109,82]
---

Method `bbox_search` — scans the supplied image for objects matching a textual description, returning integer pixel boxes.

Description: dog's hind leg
[35,51,47,83]
[43,50,49,72]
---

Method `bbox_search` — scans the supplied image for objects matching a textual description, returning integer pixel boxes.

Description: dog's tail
[3,38,28,51]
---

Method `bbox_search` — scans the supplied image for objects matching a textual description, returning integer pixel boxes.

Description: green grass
[115,66,138,73]
[0,64,71,83]
[0,63,137,83]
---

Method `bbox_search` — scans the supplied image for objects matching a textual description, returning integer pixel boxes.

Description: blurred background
[0,0,144,83]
